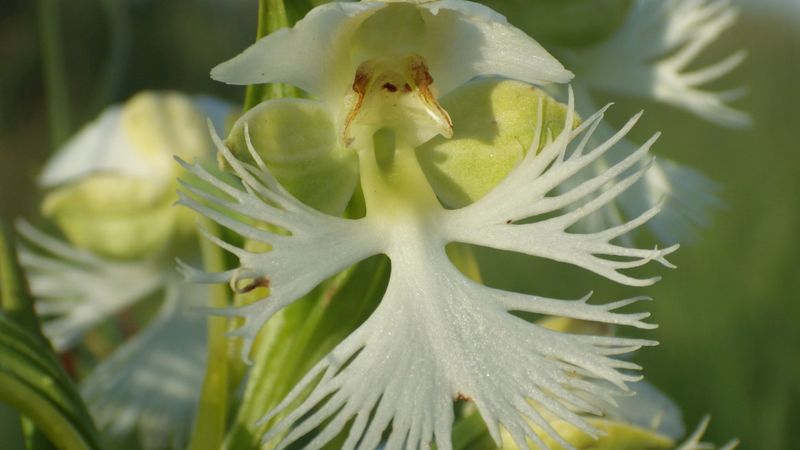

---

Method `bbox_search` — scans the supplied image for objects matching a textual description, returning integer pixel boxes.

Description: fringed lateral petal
[177,125,382,359]
[15,220,166,350]
[449,92,677,286]
[570,0,749,127]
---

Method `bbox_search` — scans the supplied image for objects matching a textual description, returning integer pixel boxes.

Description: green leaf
[188,220,233,450]
[0,221,100,450]
[0,316,100,450]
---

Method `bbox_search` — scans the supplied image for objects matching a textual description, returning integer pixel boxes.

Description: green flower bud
[417,79,571,208]
[40,91,228,259]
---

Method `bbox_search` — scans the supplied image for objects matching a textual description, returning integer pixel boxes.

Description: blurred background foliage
[0,0,797,449]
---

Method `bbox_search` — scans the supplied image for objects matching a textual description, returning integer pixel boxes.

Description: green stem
[187,220,232,450]
[36,0,71,148]
[91,0,131,115]
[243,0,298,111]
[451,410,492,450]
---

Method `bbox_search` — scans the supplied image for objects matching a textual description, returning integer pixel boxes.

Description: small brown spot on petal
[382,82,398,92]
[455,393,472,402]
[236,276,270,294]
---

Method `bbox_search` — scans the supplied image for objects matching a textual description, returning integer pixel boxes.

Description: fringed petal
[450,91,677,286]
[258,243,654,450]
[177,124,382,360]
[15,220,166,350]
[569,0,749,127]
[184,94,674,449]
[81,283,208,450]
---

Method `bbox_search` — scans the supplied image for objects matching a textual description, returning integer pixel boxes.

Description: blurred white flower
[566,0,749,128]
[676,417,739,450]
[546,0,746,243]
[19,91,233,450]
[17,220,209,450]
[179,91,676,450]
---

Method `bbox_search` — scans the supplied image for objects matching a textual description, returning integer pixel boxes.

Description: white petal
[418,1,572,94]
[38,94,232,188]
[81,283,208,450]
[210,2,384,103]
[568,0,749,128]
[38,107,144,187]
[16,220,166,350]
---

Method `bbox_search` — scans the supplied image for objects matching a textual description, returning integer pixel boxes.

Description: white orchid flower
[211,0,572,148]
[179,87,678,449]
[540,0,745,243]
[19,92,232,450]
[17,220,209,450]
[565,0,749,128]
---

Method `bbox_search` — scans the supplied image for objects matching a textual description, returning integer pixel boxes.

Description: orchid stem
[36,0,71,149]
[188,220,232,450]
[243,0,298,111]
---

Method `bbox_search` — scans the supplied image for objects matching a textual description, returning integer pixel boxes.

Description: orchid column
[182,1,677,449]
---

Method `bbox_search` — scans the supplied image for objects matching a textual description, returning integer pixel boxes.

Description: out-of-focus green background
[0,1,797,449]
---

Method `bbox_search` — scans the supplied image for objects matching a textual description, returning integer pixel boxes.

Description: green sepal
[225,99,359,216]
[417,79,571,209]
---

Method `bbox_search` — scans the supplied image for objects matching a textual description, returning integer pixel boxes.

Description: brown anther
[382,82,398,92]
